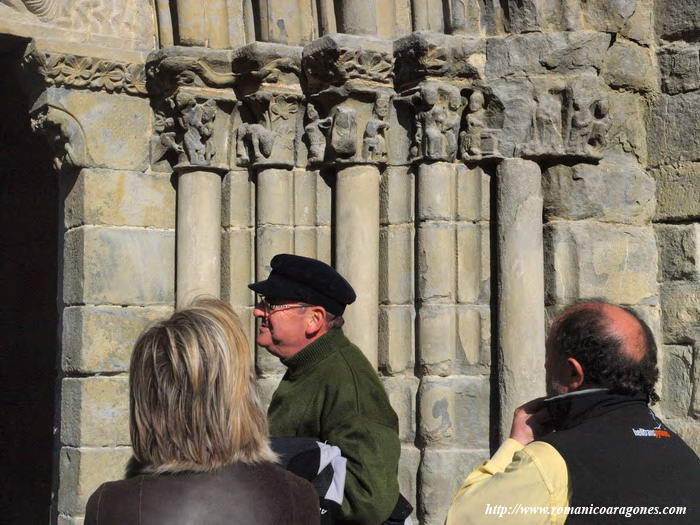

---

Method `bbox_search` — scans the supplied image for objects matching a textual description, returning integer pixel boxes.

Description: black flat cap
[248,254,356,315]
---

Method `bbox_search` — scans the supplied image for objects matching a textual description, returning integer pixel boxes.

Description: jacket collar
[282,328,344,377]
[544,389,648,431]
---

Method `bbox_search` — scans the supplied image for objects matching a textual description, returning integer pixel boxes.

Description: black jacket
[84,461,320,525]
[541,390,700,524]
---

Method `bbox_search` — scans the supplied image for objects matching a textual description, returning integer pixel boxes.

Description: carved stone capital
[394,31,485,90]
[303,34,394,93]
[146,46,237,98]
[232,43,303,169]
[147,47,237,172]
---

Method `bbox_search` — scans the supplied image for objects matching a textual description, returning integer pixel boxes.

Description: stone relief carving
[29,104,93,170]
[236,91,302,167]
[399,83,464,162]
[304,103,330,164]
[458,88,503,161]
[1,0,58,20]
[517,79,610,160]
[361,95,390,162]
[175,92,217,166]
[304,46,394,86]
[328,105,358,158]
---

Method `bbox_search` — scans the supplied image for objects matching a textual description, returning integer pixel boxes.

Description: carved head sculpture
[30,104,93,171]
[469,90,485,111]
[307,103,320,121]
[374,95,390,118]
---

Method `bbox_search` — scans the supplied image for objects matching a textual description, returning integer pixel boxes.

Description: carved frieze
[459,87,504,161]
[21,48,147,96]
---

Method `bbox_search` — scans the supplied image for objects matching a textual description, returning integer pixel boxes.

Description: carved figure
[236,123,275,165]
[330,106,357,158]
[588,98,611,153]
[305,104,329,163]
[176,92,216,166]
[567,98,594,154]
[461,90,486,157]
[362,96,390,162]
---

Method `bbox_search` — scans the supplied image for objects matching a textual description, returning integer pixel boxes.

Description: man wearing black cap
[249,254,402,525]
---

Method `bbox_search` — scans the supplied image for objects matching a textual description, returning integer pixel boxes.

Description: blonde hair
[129,298,276,474]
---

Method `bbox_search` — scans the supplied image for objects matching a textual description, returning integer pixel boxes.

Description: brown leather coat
[85,461,320,525]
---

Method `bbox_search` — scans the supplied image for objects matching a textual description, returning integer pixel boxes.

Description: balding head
[546,300,659,402]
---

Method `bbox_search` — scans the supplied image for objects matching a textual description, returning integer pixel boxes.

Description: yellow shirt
[446,438,570,524]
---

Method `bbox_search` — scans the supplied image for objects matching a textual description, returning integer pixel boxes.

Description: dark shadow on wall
[0,49,59,524]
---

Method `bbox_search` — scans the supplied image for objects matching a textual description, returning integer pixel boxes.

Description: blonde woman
[85,298,319,525]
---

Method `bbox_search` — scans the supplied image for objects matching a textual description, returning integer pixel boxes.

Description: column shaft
[176,169,222,306]
[336,0,378,36]
[207,0,230,48]
[496,158,546,440]
[336,164,381,367]
[176,0,206,46]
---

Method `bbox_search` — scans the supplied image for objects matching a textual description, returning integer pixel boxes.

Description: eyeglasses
[256,296,310,316]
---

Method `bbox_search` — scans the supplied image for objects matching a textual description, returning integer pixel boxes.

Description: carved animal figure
[236,123,275,164]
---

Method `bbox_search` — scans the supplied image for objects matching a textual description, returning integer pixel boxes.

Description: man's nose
[253,305,266,318]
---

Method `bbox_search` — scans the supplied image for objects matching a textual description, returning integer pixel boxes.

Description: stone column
[496,158,545,441]
[393,32,492,524]
[302,34,395,367]
[231,43,304,378]
[147,48,238,307]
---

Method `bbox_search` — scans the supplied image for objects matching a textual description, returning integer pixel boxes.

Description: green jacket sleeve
[326,414,401,525]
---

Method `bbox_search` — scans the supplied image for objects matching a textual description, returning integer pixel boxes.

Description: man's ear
[566,357,585,390]
[305,306,326,337]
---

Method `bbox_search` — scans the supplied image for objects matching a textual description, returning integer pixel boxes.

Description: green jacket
[268,328,400,525]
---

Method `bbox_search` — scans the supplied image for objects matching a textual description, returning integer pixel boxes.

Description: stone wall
[0,1,699,524]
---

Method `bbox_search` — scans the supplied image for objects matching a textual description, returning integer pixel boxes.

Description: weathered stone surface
[658,44,700,95]
[61,377,129,447]
[456,166,484,222]
[379,305,415,375]
[486,31,611,78]
[606,91,648,164]
[417,222,456,304]
[620,0,654,46]
[48,87,151,170]
[382,376,419,443]
[293,170,317,227]
[655,0,700,41]
[222,170,254,228]
[256,226,294,278]
[543,161,655,225]
[417,163,455,220]
[418,305,455,376]
[660,282,700,344]
[221,229,255,306]
[420,449,489,525]
[380,166,414,225]
[661,345,694,418]
[456,307,490,368]
[64,226,175,306]
[456,224,481,303]
[418,375,489,449]
[397,445,420,522]
[257,169,293,225]
[602,39,657,92]
[380,225,415,304]
[64,169,175,229]
[62,305,170,373]
[665,418,700,456]
[497,159,546,440]
[653,162,700,221]
[58,516,84,525]
[649,92,700,166]
[545,222,658,306]
[656,225,700,282]
[58,447,132,516]
[256,374,283,409]
[580,0,637,33]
